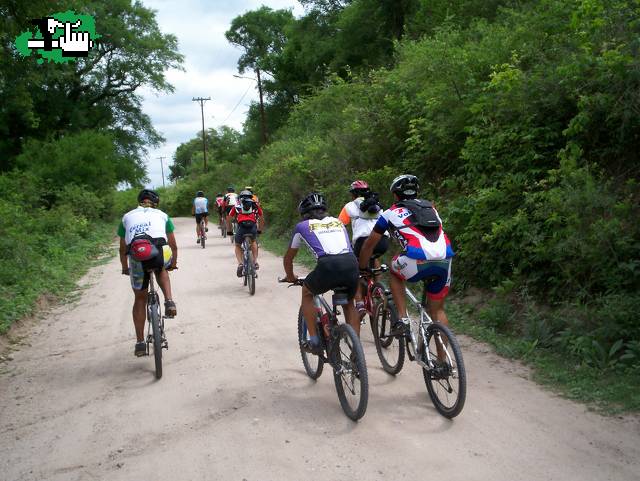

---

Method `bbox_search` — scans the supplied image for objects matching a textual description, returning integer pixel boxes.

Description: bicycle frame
[403,287,454,371]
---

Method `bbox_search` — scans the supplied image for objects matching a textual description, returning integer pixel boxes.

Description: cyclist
[282,192,360,353]
[338,180,389,318]
[192,190,209,243]
[228,190,264,277]
[244,185,260,204]
[118,189,178,357]
[358,174,454,335]
[215,192,225,225]
[223,186,238,235]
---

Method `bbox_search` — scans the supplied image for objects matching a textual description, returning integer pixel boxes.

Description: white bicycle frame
[403,287,454,371]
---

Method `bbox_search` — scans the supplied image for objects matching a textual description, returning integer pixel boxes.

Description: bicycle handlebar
[278,277,305,286]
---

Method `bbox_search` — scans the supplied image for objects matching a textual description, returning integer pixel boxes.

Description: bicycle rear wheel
[247,249,255,295]
[332,324,368,421]
[148,295,163,379]
[221,220,227,238]
[422,323,466,418]
[297,308,324,379]
[372,300,405,375]
[200,222,206,249]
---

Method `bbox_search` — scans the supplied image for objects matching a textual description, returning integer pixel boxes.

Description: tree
[0,0,184,185]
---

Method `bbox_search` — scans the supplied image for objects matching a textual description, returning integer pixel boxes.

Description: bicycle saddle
[332,287,350,306]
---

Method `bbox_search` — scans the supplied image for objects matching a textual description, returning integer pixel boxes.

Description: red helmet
[349,180,369,193]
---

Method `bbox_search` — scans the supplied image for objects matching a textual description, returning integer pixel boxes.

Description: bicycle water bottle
[320,312,330,339]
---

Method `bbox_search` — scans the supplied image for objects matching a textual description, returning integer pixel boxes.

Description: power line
[221,83,253,124]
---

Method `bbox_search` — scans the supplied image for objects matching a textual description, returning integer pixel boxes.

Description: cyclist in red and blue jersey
[358,174,454,335]
[228,190,264,277]
[282,193,360,353]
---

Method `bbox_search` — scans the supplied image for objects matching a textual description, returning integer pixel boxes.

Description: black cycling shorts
[235,221,257,245]
[304,253,359,299]
[195,212,208,224]
[353,235,389,259]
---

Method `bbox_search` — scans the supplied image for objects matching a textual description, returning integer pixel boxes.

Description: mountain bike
[144,268,170,379]
[373,276,466,418]
[279,278,369,421]
[229,218,237,244]
[220,213,227,238]
[241,234,256,295]
[198,217,207,248]
[361,264,405,375]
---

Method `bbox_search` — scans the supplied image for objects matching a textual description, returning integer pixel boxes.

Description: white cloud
[140,0,305,188]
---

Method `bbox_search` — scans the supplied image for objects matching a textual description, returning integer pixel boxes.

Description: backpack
[396,199,441,238]
[359,191,382,215]
[129,234,159,261]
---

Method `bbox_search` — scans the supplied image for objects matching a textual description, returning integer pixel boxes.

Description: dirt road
[1,217,638,481]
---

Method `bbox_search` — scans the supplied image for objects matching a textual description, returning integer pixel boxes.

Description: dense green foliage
[171,0,639,404]
[0,1,181,330]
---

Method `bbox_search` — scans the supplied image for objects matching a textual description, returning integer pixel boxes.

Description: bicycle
[220,212,227,238]
[144,268,170,379]
[198,217,207,248]
[372,275,466,418]
[360,264,405,375]
[229,218,237,244]
[279,278,369,421]
[241,234,257,295]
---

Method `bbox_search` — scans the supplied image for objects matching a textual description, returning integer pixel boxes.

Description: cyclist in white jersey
[283,193,360,353]
[339,180,389,318]
[118,189,178,356]
[192,190,209,243]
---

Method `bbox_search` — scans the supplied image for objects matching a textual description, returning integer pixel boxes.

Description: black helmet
[138,189,160,206]
[216,192,223,197]
[196,190,204,197]
[227,185,235,192]
[390,174,419,199]
[298,192,327,216]
[238,190,253,199]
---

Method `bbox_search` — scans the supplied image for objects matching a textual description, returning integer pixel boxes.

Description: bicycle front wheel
[332,324,368,421]
[297,308,324,379]
[149,302,163,379]
[422,323,466,418]
[372,300,405,375]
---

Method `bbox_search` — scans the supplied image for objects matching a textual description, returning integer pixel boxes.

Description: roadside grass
[448,302,640,414]
[0,222,116,334]
[258,233,639,414]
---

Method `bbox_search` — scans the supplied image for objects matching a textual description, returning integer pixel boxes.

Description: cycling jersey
[215,197,224,208]
[193,197,208,214]
[223,193,238,209]
[373,202,454,261]
[117,206,175,245]
[229,202,263,224]
[339,197,387,243]
[290,216,352,259]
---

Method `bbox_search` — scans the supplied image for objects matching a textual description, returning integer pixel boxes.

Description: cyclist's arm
[119,237,128,272]
[191,203,195,216]
[358,230,383,270]
[257,206,265,231]
[338,206,350,225]
[283,247,298,282]
[167,232,178,268]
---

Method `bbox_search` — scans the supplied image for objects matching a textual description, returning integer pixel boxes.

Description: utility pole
[256,69,267,146]
[192,96,211,172]
[157,156,166,187]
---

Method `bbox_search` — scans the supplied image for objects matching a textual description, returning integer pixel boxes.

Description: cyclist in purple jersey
[283,193,360,353]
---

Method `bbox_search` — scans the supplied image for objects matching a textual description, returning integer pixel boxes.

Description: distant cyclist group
[117,174,461,416]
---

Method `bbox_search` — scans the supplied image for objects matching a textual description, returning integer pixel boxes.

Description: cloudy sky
[140,0,305,188]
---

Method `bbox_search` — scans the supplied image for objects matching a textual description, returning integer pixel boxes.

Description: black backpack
[396,199,441,238]
[359,191,382,214]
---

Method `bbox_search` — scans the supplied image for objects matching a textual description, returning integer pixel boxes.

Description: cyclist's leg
[195,214,201,237]
[424,259,452,327]
[128,258,147,342]
[301,286,318,338]
[204,213,209,228]
[155,246,176,316]
[352,237,366,311]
